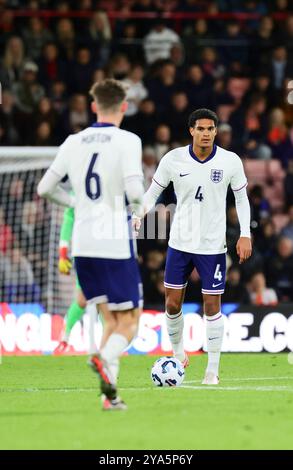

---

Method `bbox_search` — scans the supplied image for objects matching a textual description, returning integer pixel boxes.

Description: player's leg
[164,247,193,366]
[75,255,142,410]
[165,287,187,365]
[99,308,118,350]
[202,293,223,384]
[194,253,226,384]
[54,286,86,354]
[99,307,140,385]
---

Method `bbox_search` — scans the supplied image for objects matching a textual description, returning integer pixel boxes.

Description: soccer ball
[151,356,185,387]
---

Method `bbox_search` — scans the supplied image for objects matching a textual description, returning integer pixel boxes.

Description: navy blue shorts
[164,247,226,295]
[75,256,143,310]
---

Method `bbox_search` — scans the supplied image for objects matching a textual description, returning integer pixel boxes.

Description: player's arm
[231,157,252,264]
[143,154,172,214]
[37,137,75,208]
[59,207,74,275]
[122,133,145,218]
[132,153,172,234]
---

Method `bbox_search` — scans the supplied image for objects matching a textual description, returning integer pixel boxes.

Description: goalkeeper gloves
[58,246,72,275]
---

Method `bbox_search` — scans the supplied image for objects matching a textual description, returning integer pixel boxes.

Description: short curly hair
[188,108,218,128]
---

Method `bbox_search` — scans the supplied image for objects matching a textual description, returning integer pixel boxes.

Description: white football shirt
[152,144,248,254]
[50,124,143,259]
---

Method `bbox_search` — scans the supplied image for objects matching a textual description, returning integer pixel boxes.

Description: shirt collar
[188,144,217,164]
[91,122,116,128]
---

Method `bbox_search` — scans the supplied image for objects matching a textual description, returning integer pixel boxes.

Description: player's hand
[132,214,141,237]
[58,247,72,275]
[236,237,252,264]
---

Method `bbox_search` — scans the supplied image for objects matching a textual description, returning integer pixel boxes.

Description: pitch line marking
[184,376,293,384]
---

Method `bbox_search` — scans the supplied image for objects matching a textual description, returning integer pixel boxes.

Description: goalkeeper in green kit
[54,207,87,354]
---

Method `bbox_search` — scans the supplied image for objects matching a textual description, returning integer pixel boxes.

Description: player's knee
[165,298,182,316]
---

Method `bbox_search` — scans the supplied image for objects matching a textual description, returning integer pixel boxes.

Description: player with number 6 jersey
[142,108,252,384]
[38,79,144,410]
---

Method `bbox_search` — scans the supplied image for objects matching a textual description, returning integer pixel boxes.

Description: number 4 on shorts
[214,264,222,281]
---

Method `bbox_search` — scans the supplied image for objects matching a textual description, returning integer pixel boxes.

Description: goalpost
[0,146,75,315]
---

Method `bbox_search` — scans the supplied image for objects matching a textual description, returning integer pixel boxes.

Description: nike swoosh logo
[208,337,219,341]
[212,283,223,288]
[180,173,190,177]
[169,333,177,336]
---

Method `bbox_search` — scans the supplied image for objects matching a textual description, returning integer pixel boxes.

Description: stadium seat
[243,160,268,187]
[267,159,285,182]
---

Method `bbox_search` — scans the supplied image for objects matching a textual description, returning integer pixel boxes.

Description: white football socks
[166,310,185,362]
[205,312,224,376]
[100,333,128,384]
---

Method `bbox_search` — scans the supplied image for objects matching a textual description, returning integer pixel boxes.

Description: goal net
[0,147,76,316]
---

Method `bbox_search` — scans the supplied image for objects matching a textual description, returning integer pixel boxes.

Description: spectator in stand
[0,206,13,255]
[162,91,190,142]
[184,64,212,109]
[11,61,45,114]
[226,206,240,264]
[140,249,166,303]
[256,219,278,260]
[280,205,293,242]
[22,17,53,61]
[146,270,166,304]
[200,47,226,80]
[220,21,249,69]
[60,93,90,137]
[230,94,268,157]
[249,185,271,242]
[266,237,293,302]
[0,36,27,89]
[56,18,76,61]
[86,10,112,67]
[268,46,293,100]
[216,123,233,151]
[123,64,148,117]
[38,42,67,91]
[249,16,276,70]
[113,22,143,63]
[123,98,159,143]
[284,160,293,207]
[267,108,293,169]
[147,60,178,114]
[48,80,68,116]
[279,15,293,55]
[0,246,35,302]
[183,18,214,64]
[143,19,180,65]
[0,90,20,145]
[222,265,250,304]
[153,124,171,162]
[248,271,278,305]
[33,97,57,136]
[142,146,157,189]
[108,53,131,80]
[34,122,55,145]
[184,268,202,302]
[70,47,95,94]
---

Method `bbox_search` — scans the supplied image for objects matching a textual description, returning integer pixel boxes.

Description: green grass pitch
[0,354,292,450]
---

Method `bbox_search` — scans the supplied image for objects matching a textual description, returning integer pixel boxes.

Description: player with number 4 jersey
[142,108,252,384]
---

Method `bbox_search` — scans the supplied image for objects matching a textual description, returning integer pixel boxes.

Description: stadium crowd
[0,0,293,307]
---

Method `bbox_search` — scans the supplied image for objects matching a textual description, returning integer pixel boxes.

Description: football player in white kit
[38,79,144,410]
[142,108,252,384]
